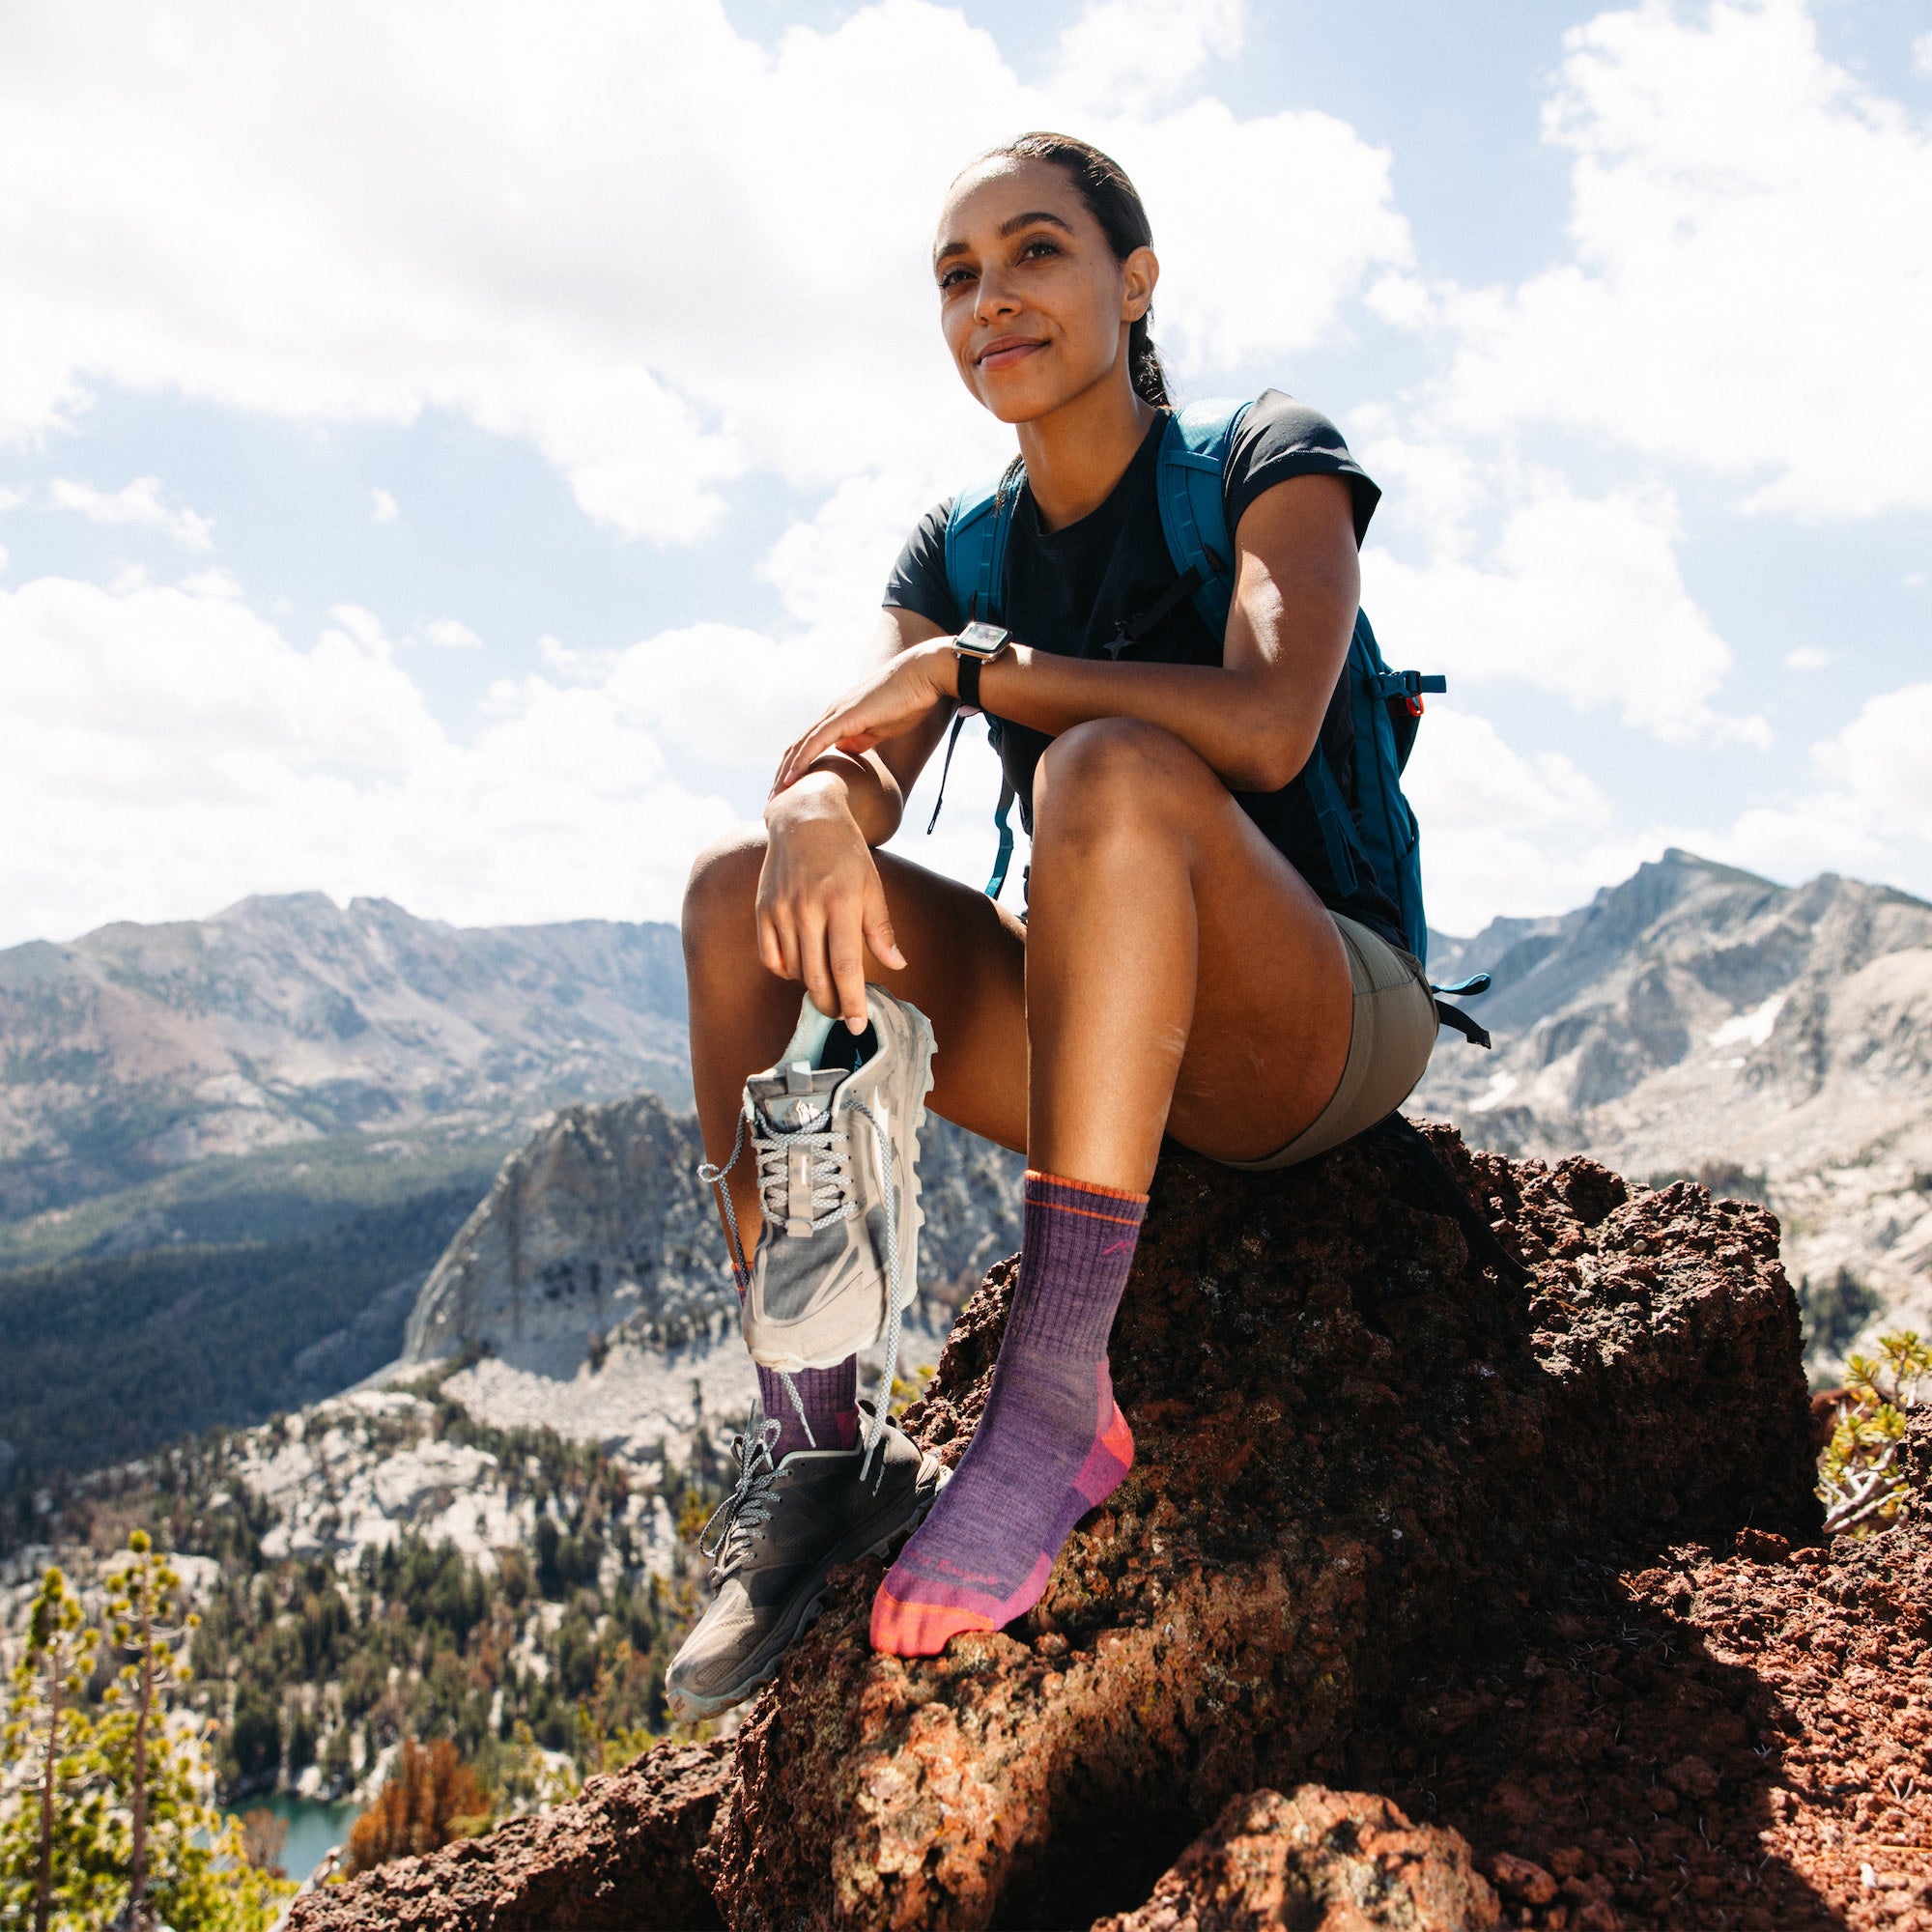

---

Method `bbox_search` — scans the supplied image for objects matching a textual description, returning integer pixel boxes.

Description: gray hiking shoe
[665,1406,948,1722]
[699,987,935,1465]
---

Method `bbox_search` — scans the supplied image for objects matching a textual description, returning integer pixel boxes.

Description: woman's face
[934,156,1157,423]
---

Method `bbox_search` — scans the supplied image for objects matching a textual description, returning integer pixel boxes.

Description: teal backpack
[941,399,1446,969]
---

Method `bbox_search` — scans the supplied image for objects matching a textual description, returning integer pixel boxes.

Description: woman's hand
[758,774,908,1031]
[771,642,952,798]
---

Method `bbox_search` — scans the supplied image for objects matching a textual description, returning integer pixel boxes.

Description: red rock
[1662,1756,1721,1802]
[1489,1852,1559,1905]
[1091,1785,1500,1930]
[292,1131,1822,1930]
[285,1740,733,1931]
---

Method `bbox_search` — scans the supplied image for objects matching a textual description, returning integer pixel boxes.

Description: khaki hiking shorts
[1218,912,1437,1173]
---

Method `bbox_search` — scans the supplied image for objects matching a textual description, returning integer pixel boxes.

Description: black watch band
[953,619,1009,713]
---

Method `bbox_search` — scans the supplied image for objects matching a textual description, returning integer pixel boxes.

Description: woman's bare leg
[1025,717,1353,1192]
[682,828,1030,1262]
[685,718,1354,1240]
[868,716,1357,1652]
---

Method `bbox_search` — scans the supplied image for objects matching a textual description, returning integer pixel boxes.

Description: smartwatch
[953,619,1011,711]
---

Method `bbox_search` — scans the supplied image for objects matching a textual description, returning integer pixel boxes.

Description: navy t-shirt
[883,390,1405,947]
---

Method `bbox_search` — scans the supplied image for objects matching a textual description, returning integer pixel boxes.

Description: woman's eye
[938,266,973,292]
[1019,238,1061,262]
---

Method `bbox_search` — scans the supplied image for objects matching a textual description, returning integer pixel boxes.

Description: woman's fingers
[795,906,839,1021]
[779,714,866,791]
[771,655,940,796]
[826,895,870,1033]
[861,866,906,974]
[759,901,796,983]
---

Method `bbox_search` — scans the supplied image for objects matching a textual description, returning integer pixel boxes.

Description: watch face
[956,620,1009,658]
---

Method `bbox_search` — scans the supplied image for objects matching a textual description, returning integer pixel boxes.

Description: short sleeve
[1223,391,1380,548]
[883,497,962,633]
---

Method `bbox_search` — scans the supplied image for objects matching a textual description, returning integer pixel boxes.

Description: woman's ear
[1121,244,1159,324]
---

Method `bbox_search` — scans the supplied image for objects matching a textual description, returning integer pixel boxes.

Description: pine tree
[0,1567,117,1932]
[96,1533,293,1932]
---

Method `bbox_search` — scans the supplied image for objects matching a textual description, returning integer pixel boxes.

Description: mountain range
[1416,847,1932,1364]
[0,892,690,1221]
[4,850,1928,1493]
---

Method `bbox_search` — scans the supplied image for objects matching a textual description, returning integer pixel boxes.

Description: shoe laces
[697,1100,856,1268]
[697,1413,783,1576]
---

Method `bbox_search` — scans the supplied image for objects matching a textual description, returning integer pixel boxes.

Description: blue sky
[0,0,1926,947]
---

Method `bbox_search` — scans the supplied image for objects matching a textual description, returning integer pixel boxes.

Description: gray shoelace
[697,1087,911,1487]
[698,1414,782,1575]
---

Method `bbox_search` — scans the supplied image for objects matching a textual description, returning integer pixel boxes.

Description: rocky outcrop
[1093,1786,1501,1931]
[286,1741,736,1930]
[1417,849,1932,1364]
[294,1123,1818,1930]
[400,1090,1023,1454]
[402,1093,735,1366]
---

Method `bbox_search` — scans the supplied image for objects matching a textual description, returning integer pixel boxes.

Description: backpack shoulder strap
[1156,399,1250,639]
[943,458,1024,626]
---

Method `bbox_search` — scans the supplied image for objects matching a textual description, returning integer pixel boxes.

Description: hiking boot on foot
[666,1405,948,1722]
[700,986,935,1441]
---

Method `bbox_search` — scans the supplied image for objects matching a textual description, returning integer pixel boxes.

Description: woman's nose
[973,268,1019,323]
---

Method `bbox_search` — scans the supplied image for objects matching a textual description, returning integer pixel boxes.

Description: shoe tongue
[749,1060,844,1132]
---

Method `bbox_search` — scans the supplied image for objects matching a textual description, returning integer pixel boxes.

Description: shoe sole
[745,997,937,1373]
[666,1455,949,1723]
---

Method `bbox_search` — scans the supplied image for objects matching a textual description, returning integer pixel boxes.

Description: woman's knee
[682,826,766,954]
[1034,718,1207,841]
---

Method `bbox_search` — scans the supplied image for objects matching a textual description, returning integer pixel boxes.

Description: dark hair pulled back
[977,131,1170,409]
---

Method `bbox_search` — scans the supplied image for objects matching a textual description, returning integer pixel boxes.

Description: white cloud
[1916,31,1932,76]
[1784,645,1831,670]
[0,570,738,946]
[1691,680,1932,895]
[1440,0,1932,519]
[1809,681,1932,844]
[1398,704,1647,932]
[47,476,213,551]
[1051,0,1245,115]
[371,488,399,524]
[423,617,482,650]
[602,619,875,772]
[758,469,948,630]
[1102,100,1412,374]
[0,2,1406,540]
[1362,478,1760,744]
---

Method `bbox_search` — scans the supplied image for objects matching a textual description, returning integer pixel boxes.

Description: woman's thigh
[1164,802,1355,1164]
[867,847,1031,1153]
[1021,716,1356,1172]
[684,825,1031,1157]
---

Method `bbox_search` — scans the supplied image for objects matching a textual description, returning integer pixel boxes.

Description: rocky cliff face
[291,1125,1832,1931]
[0,893,690,1216]
[401,1090,1024,1454]
[1418,848,1932,1366]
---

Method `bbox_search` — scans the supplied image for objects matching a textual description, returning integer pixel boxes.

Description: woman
[667,132,1436,1718]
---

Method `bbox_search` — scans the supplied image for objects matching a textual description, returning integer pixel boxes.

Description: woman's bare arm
[755,606,953,1028]
[966,471,1359,791]
[772,471,1360,798]
[775,606,953,845]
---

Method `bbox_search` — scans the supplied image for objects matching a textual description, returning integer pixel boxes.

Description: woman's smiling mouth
[977,336,1046,371]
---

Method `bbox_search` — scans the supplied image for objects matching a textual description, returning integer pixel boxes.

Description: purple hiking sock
[734,1262,861,1458]
[756,1358,861,1459]
[872,1170,1146,1655]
